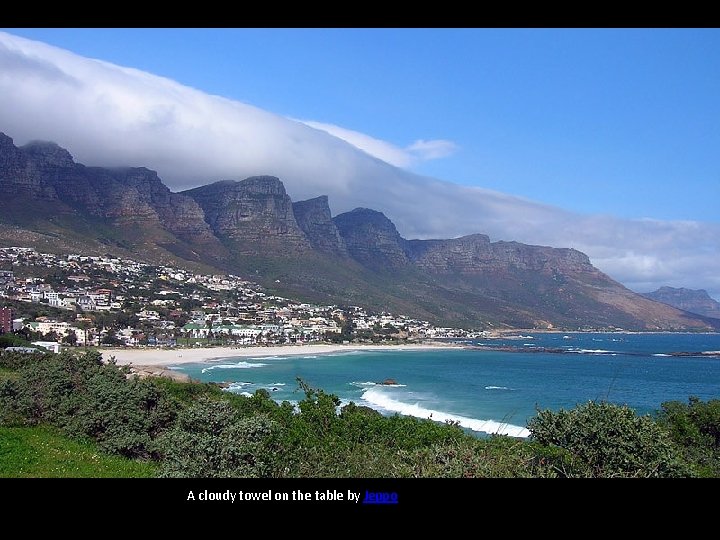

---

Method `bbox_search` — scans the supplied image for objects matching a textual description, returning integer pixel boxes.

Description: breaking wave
[201,361,268,373]
[361,387,530,438]
[350,381,407,388]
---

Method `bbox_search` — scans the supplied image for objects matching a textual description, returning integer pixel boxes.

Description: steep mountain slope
[292,196,348,257]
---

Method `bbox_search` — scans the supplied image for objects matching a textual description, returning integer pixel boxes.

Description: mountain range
[1,132,717,331]
[642,287,720,320]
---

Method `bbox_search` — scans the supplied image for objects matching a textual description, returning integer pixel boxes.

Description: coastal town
[0,247,481,352]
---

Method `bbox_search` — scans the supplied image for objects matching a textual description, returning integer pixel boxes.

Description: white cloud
[300,120,458,168]
[406,139,458,160]
[1,31,719,301]
[300,120,414,168]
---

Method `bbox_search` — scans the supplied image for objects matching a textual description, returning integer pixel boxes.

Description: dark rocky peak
[0,132,26,168]
[642,287,720,319]
[491,241,592,272]
[294,194,331,213]
[21,140,75,168]
[409,233,491,256]
[334,208,403,237]
[656,286,710,298]
[293,196,348,256]
[333,208,408,268]
[103,167,169,198]
[238,175,287,195]
[182,176,310,252]
[183,176,288,200]
[0,132,16,150]
[0,134,58,200]
[407,234,493,273]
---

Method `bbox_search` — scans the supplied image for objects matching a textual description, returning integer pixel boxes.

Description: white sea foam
[325,350,365,357]
[573,349,615,354]
[270,382,286,386]
[361,388,530,438]
[350,381,406,388]
[351,381,377,388]
[239,392,253,397]
[302,355,319,359]
[201,361,268,373]
[652,354,671,357]
[485,386,511,390]
[226,382,253,390]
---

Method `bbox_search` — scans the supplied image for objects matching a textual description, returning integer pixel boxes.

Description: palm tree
[205,317,213,345]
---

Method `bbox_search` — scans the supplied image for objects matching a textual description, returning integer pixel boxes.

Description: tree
[205,318,213,344]
[62,332,78,346]
[101,330,122,346]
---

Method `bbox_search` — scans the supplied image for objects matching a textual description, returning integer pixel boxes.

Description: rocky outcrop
[408,235,595,275]
[103,167,220,244]
[333,208,409,269]
[182,177,311,254]
[0,135,59,200]
[293,196,348,256]
[642,287,720,319]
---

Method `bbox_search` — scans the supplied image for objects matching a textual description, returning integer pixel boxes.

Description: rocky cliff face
[0,135,59,200]
[293,196,348,256]
[0,133,224,259]
[333,208,409,269]
[406,235,595,275]
[182,177,311,254]
[102,167,219,244]
[642,287,720,319]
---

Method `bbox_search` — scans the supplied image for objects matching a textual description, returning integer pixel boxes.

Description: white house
[31,341,61,354]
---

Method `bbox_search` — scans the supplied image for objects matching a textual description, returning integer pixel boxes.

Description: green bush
[157,397,277,478]
[0,349,53,370]
[528,401,689,478]
[0,350,177,459]
[658,397,720,477]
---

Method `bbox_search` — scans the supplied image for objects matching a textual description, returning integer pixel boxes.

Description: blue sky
[5,27,719,223]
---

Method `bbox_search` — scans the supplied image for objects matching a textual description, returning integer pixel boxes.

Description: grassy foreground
[0,425,156,478]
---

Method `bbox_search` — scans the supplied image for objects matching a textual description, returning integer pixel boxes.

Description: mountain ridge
[1,132,716,331]
[642,287,720,320]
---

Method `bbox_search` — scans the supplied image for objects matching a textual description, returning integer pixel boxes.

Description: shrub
[658,397,720,477]
[528,401,689,478]
[0,350,177,458]
[157,397,277,478]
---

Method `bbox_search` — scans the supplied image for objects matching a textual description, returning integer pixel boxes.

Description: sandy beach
[102,342,457,368]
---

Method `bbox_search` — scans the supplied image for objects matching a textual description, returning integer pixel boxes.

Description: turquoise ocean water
[172,333,720,437]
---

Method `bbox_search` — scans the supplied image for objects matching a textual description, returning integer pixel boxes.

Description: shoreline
[102,342,461,368]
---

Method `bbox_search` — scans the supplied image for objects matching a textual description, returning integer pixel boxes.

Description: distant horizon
[1,29,719,300]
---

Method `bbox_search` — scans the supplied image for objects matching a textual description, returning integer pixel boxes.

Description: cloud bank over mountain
[1,31,718,299]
